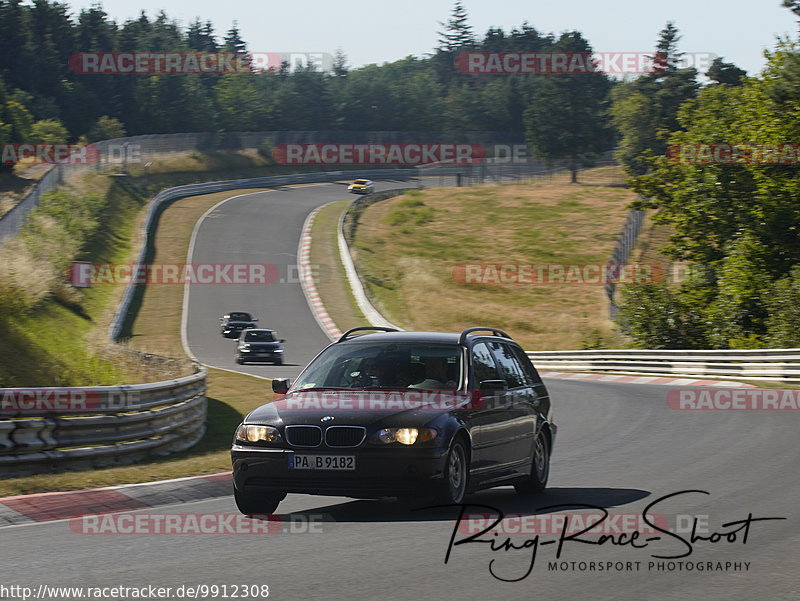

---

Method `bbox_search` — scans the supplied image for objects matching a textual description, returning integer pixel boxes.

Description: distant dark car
[222,321,257,338]
[235,329,285,365]
[231,326,555,514]
[220,312,258,335]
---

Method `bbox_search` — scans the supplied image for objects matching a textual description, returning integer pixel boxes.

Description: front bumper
[232,446,448,498]
[239,351,282,362]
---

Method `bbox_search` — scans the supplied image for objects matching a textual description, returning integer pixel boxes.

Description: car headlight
[235,424,282,444]
[274,349,284,352]
[376,427,437,445]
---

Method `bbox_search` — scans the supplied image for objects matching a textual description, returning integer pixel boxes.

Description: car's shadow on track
[261,486,651,523]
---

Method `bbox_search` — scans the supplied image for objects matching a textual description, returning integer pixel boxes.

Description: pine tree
[436,1,475,52]
[648,22,684,75]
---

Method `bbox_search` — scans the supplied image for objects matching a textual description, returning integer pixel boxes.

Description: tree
[86,115,125,141]
[437,1,475,52]
[523,32,614,182]
[706,57,747,85]
[648,22,683,74]
[223,22,251,72]
[332,49,349,77]
[610,23,698,174]
[29,118,68,143]
[187,19,218,52]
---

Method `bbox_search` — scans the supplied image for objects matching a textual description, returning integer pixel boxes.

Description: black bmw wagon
[231,326,556,514]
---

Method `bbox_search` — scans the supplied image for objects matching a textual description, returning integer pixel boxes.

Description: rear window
[245,331,276,342]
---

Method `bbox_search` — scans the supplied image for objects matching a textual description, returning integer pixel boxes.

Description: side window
[471,342,500,384]
[488,342,526,389]
[510,345,541,386]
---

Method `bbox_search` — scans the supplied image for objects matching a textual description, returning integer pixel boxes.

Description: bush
[257,138,275,164]
[765,266,800,347]
[617,282,709,349]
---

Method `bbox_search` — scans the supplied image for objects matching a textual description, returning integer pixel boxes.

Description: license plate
[289,454,356,471]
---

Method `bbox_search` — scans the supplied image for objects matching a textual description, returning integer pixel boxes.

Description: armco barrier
[526,349,800,382]
[0,368,207,475]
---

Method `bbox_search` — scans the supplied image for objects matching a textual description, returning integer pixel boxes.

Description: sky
[65,0,796,77]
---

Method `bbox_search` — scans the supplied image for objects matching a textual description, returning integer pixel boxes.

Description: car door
[467,340,529,483]
[484,341,538,476]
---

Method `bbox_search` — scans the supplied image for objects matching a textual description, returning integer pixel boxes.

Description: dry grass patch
[353,166,637,349]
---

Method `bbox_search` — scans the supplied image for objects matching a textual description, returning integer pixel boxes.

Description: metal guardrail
[0,368,207,474]
[526,349,800,382]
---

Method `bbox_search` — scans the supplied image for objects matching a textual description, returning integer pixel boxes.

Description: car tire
[435,438,469,505]
[274,358,283,365]
[514,430,549,494]
[234,488,286,515]
[235,357,244,365]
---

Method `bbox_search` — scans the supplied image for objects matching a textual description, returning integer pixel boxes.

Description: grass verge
[308,200,368,332]
[351,167,637,349]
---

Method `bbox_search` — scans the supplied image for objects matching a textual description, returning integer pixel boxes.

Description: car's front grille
[285,425,322,447]
[324,426,366,448]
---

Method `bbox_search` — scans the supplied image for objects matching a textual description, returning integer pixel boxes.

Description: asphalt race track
[3,181,798,601]
[184,179,418,379]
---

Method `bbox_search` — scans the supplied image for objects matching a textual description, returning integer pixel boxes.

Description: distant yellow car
[348,179,375,194]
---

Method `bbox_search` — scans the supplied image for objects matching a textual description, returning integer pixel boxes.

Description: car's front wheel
[515,429,549,494]
[234,488,286,515]
[435,438,469,504]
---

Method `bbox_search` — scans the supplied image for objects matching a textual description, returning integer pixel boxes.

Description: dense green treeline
[616,2,800,348]
[0,1,623,170]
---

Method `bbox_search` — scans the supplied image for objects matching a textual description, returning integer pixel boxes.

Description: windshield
[228,322,252,328]
[244,331,277,342]
[228,312,251,320]
[293,342,463,390]
[353,180,369,184]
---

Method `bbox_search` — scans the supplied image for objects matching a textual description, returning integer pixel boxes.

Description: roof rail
[337,326,399,343]
[458,327,511,346]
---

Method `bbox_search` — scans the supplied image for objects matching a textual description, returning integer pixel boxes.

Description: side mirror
[272,378,290,394]
[479,379,508,391]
